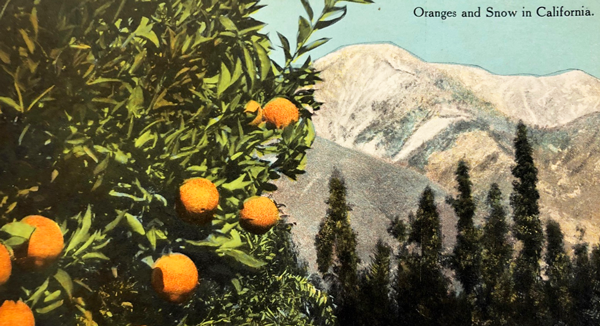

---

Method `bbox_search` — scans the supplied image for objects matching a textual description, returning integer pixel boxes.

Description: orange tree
[0,0,371,324]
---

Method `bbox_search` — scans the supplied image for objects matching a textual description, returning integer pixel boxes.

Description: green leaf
[254,42,271,80]
[36,300,64,314]
[86,77,123,85]
[109,190,144,201]
[220,249,266,268]
[93,156,110,175]
[301,0,314,21]
[315,6,347,30]
[81,252,110,260]
[3,236,27,247]
[0,222,36,239]
[19,29,35,53]
[220,229,243,249]
[83,146,98,163]
[65,205,92,254]
[133,17,159,47]
[54,269,73,298]
[72,231,100,257]
[153,194,168,206]
[135,130,155,148]
[0,96,23,112]
[221,174,252,192]
[18,124,30,146]
[147,228,157,250]
[219,16,237,31]
[43,290,62,303]
[217,62,232,98]
[26,85,55,111]
[125,213,145,235]
[186,165,207,172]
[141,255,154,267]
[28,278,50,308]
[231,278,242,293]
[105,210,125,232]
[297,16,312,46]
[299,38,330,56]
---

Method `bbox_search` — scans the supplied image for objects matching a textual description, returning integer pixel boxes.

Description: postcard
[0,0,599,325]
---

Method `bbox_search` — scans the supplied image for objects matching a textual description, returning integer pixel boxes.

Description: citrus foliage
[0,0,369,324]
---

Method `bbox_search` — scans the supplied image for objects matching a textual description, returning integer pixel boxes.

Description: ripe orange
[0,243,11,286]
[0,300,35,326]
[239,196,280,235]
[244,100,263,126]
[151,253,199,304]
[176,178,219,225]
[262,98,299,129]
[16,215,64,270]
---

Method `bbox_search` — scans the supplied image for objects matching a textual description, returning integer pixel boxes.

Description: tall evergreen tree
[448,160,481,296]
[571,242,594,326]
[396,187,450,326]
[544,220,572,325]
[358,240,394,326]
[510,121,546,325]
[480,184,515,326]
[314,168,360,325]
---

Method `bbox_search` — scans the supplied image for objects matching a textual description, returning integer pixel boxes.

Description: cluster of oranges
[152,98,296,304]
[2,97,293,314]
[244,97,300,129]
[155,177,281,303]
[0,215,65,325]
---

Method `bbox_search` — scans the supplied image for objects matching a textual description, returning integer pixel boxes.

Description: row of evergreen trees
[314,122,600,326]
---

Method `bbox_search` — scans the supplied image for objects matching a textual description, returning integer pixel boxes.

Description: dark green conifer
[544,220,572,325]
[314,168,360,325]
[396,187,449,326]
[510,121,546,325]
[448,160,481,296]
[358,240,394,326]
[571,242,594,325]
[480,184,514,326]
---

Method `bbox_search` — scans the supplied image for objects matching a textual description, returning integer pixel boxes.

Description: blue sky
[254,0,600,78]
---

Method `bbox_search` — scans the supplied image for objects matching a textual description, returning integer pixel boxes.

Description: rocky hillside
[273,137,455,272]
[275,43,600,269]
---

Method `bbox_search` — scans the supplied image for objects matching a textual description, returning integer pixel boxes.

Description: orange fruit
[262,98,299,129]
[244,100,263,126]
[151,253,199,304]
[15,215,64,270]
[239,196,280,235]
[176,178,219,225]
[0,300,35,326]
[0,243,11,286]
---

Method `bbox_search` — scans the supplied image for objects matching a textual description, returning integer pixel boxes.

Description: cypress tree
[448,160,481,296]
[510,121,546,325]
[571,242,594,325]
[358,240,394,326]
[396,187,449,326]
[544,220,572,325]
[480,184,514,326]
[314,168,360,325]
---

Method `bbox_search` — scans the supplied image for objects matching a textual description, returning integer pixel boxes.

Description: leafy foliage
[0,0,366,324]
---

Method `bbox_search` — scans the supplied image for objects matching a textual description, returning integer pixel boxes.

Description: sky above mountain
[254,0,600,78]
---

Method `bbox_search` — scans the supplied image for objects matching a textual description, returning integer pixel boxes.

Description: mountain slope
[272,137,455,272]
[304,43,600,246]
